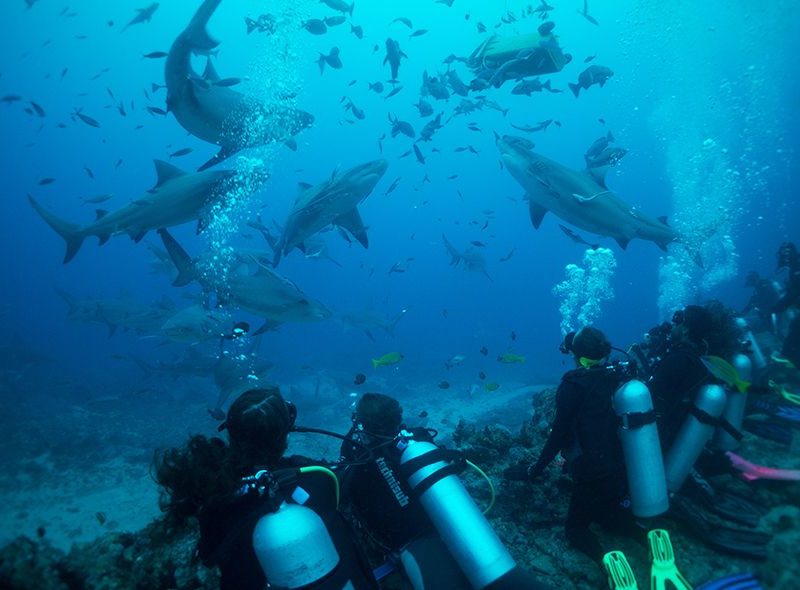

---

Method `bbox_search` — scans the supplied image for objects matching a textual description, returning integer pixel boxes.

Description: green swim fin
[648,529,693,590]
[603,551,638,590]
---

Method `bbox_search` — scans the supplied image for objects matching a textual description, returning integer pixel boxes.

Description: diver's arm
[529,381,580,476]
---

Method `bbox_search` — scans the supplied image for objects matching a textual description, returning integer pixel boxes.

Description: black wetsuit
[342,430,551,590]
[647,343,713,452]
[197,455,378,590]
[775,262,800,367]
[530,366,639,563]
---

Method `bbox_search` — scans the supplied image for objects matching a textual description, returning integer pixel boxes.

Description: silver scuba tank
[252,501,345,589]
[664,384,727,492]
[398,438,516,590]
[735,317,766,370]
[613,380,669,518]
[712,353,751,451]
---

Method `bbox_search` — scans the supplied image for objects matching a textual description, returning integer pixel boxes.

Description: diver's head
[777,242,798,270]
[569,326,611,368]
[353,393,403,438]
[672,302,742,358]
[218,387,296,468]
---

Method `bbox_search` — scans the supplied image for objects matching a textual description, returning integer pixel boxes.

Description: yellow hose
[466,460,496,514]
[299,466,340,508]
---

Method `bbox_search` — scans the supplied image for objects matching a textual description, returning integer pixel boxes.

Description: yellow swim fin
[603,550,638,590]
[648,529,692,590]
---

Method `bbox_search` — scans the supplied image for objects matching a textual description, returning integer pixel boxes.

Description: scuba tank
[712,354,751,451]
[253,502,346,589]
[735,317,766,370]
[664,384,727,492]
[398,436,517,589]
[245,468,356,590]
[613,380,669,518]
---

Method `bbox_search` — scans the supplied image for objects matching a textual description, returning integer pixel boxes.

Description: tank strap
[688,405,743,442]
[398,448,464,480]
[617,409,656,430]
[410,463,465,498]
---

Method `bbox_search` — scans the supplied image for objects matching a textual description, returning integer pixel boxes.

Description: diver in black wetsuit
[773,242,800,368]
[342,393,551,590]
[504,327,643,564]
[741,271,781,331]
[154,388,378,590]
[647,302,742,452]
[339,393,471,590]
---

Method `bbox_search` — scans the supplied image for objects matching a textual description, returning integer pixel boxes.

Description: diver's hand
[503,462,543,483]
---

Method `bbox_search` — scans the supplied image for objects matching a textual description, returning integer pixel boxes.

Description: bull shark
[160,304,227,343]
[272,159,388,266]
[158,229,331,332]
[165,0,314,170]
[496,134,678,252]
[442,234,492,280]
[29,160,257,263]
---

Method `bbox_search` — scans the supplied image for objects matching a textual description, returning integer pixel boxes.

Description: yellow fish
[484,382,501,392]
[372,352,404,368]
[497,353,526,364]
[700,355,750,393]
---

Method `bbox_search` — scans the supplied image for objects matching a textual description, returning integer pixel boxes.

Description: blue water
[1,0,798,396]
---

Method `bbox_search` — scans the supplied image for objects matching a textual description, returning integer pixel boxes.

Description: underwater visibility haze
[1,0,799,589]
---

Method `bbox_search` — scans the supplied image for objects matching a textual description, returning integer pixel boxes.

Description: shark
[442,234,492,280]
[29,160,259,263]
[159,229,331,332]
[496,134,678,252]
[272,159,388,266]
[121,3,159,33]
[165,0,314,170]
[336,308,407,342]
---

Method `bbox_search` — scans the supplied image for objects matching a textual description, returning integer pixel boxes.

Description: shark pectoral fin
[284,138,298,151]
[202,58,221,82]
[98,233,111,246]
[153,160,187,187]
[336,208,369,248]
[586,166,609,187]
[297,242,307,253]
[253,320,282,335]
[528,201,548,229]
[615,236,630,250]
[658,215,670,226]
[196,218,210,234]
[198,146,234,172]
[132,230,147,243]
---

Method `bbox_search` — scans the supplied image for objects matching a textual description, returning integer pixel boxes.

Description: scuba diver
[504,327,646,564]
[741,271,782,331]
[773,241,800,369]
[644,302,773,560]
[340,392,551,590]
[154,387,379,590]
[646,302,743,451]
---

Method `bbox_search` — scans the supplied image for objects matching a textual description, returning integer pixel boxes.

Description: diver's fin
[743,418,793,446]
[602,551,638,590]
[682,478,768,528]
[648,529,692,590]
[726,451,800,481]
[695,571,763,590]
[669,495,771,560]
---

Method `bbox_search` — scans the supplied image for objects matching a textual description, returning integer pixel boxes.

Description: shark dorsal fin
[95,209,108,220]
[153,160,186,187]
[298,182,312,192]
[202,58,221,82]
[658,216,669,226]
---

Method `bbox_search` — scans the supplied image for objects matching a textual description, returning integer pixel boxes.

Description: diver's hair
[153,388,292,524]
[153,435,242,523]
[571,326,611,361]
[681,300,742,359]
[701,300,743,360]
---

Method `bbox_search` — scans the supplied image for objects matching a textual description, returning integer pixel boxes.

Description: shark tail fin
[388,310,406,337]
[569,82,581,97]
[158,229,199,286]
[28,195,85,264]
